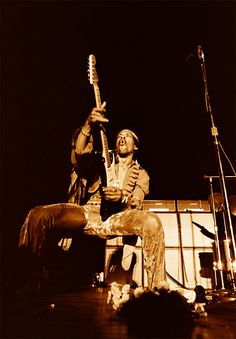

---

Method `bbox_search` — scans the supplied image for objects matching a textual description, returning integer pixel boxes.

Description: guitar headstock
[88,54,98,85]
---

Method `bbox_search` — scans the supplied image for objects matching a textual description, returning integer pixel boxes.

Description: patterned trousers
[19,203,166,288]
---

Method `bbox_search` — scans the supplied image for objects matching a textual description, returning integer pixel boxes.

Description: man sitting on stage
[18,103,166,292]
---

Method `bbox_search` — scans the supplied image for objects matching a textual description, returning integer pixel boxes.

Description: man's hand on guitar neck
[73,102,108,155]
[83,102,108,135]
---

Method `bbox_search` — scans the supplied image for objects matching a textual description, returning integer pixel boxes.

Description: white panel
[179,213,215,247]
[165,248,182,289]
[155,212,215,248]
[156,213,179,247]
[165,248,214,289]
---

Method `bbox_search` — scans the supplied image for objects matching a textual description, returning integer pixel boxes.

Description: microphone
[203,175,210,180]
[197,45,205,63]
[185,46,205,63]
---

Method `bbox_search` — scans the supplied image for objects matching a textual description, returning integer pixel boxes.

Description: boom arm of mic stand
[204,175,236,180]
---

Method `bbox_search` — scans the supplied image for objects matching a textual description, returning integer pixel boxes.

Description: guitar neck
[93,84,102,108]
[100,129,111,168]
[93,84,111,168]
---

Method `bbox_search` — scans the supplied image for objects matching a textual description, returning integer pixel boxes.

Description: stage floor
[2,282,236,339]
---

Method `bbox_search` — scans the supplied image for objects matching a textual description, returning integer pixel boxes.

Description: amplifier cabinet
[143,199,212,213]
[177,200,211,212]
[143,200,176,212]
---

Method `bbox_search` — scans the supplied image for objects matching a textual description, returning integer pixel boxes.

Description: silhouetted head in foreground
[119,289,194,338]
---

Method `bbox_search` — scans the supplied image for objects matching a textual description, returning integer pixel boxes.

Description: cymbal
[229,195,236,216]
[208,192,224,211]
[208,193,236,216]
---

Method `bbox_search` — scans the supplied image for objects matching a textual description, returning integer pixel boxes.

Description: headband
[117,129,139,146]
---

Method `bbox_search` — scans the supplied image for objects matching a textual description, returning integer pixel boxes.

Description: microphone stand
[198,46,236,292]
[208,176,225,290]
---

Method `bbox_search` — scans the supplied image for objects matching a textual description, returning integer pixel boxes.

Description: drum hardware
[206,184,236,291]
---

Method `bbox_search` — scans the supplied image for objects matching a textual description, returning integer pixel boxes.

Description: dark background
[1,1,235,283]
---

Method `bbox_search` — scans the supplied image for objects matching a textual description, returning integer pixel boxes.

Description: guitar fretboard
[93,84,111,169]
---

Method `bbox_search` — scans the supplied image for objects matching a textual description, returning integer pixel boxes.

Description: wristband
[81,127,91,137]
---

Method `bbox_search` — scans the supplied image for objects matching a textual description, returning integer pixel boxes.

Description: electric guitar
[88,54,119,189]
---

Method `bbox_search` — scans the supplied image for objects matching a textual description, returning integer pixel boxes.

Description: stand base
[207,289,236,302]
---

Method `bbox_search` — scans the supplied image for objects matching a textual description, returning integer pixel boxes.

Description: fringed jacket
[68,128,150,215]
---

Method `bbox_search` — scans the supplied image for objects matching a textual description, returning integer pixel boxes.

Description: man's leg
[109,210,166,289]
[85,209,166,289]
[17,203,87,292]
[19,203,87,255]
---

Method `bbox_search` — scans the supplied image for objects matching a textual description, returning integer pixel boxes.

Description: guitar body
[106,161,118,187]
[99,127,119,188]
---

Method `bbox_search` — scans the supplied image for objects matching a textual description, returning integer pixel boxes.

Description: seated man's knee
[26,205,50,230]
[147,212,162,227]
[28,205,46,219]
[145,212,164,234]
